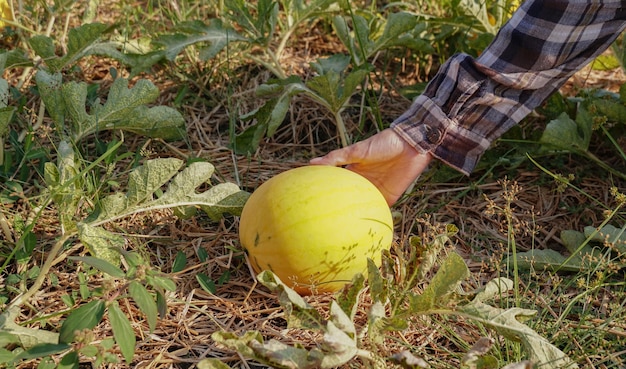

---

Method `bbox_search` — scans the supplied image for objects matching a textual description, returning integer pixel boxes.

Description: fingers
[309,146,356,166]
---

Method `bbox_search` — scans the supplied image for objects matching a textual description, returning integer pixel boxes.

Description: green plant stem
[600,125,626,161]
[507,219,520,306]
[246,52,286,79]
[8,233,73,309]
[527,155,614,209]
[334,110,349,147]
[581,149,626,180]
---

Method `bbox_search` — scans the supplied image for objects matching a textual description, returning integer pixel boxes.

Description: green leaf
[61,77,186,141]
[35,70,66,128]
[372,12,420,53]
[48,141,83,233]
[590,54,621,71]
[306,55,369,113]
[257,271,325,329]
[410,252,469,312]
[15,343,71,360]
[147,275,177,292]
[367,301,387,345]
[87,158,246,232]
[108,301,136,364]
[69,256,125,278]
[77,223,124,266]
[30,24,112,72]
[172,251,187,273]
[57,350,79,369]
[59,300,105,344]
[196,273,217,294]
[224,0,278,42]
[29,35,57,62]
[539,110,592,153]
[0,348,15,364]
[234,79,307,155]
[0,76,14,135]
[460,301,577,368]
[584,224,626,253]
[336,272,365,321]
[153,161,250,220]
[156,291,168,318]
[0,49,32,70]
[127,157,183,205]
[458,0,498,34]
[129,281,158,333]
[155,19,247,61]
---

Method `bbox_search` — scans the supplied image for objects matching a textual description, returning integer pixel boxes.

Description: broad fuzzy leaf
[155,19,247,61]
[336,272,365,321]
[0,307,59,349]
[30,23,112,72]
[306,67,367,112]
[320,320,358,368]
[45,141,83,233]
[509,249,588,272]
[77,223,125,266]
[0,49,32,70]
[333,12,429,66]
[92,158,183,222]
[372,12,422,53]
[410,251,469,312]
[35,71,65,129]
[257,271,325,330]
[234,79,307,155]
[509,228,607,272]
[584,224,626,253]
[60,77,186,141]
[127,158,183,205]
[224,0,278,42]
[211,331,324,369]
[153,161,250,220]
[460,301,577,368]
[473,277,514,302]
[90,157,248,224]
[458,0,499,34]
[0,75,13,136]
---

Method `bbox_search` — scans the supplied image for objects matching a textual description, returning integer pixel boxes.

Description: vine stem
[8,233,74,310]
[334,110,349,147]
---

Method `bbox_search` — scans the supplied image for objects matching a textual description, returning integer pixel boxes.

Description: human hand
[310,129,432,205]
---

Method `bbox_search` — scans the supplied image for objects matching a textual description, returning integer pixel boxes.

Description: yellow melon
[239,166,393,294]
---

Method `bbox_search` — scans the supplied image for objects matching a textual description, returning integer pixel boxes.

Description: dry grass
[3,2,626,368]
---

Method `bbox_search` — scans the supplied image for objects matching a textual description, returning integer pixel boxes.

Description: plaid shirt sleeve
[391,0,626,175]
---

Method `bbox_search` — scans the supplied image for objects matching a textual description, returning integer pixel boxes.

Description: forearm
[392,0,626,175]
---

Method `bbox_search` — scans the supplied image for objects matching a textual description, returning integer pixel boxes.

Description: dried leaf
[460,301,577,368]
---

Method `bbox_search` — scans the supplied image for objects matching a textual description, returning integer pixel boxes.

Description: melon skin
[238,165,393,294]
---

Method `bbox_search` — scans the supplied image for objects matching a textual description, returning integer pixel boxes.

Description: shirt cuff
[390,94,492,176]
